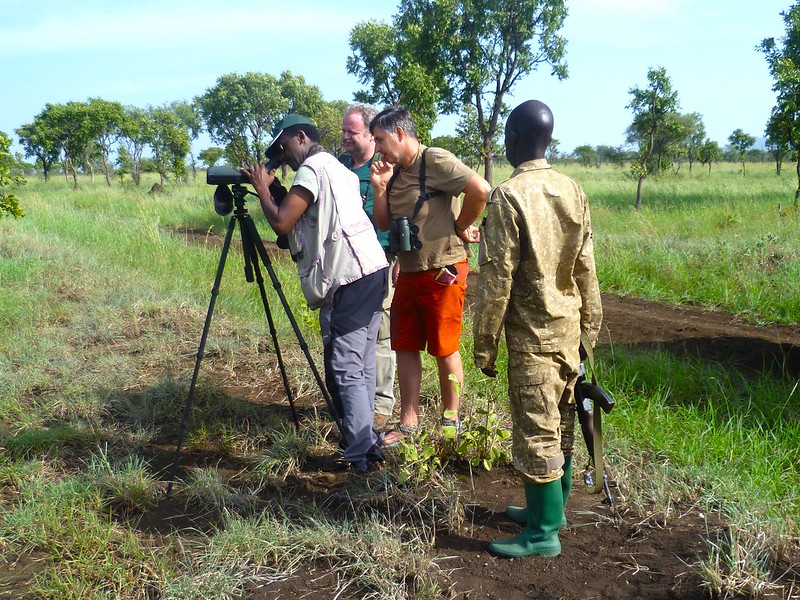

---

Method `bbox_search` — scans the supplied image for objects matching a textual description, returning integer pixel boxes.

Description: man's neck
[399,139,421,170]
[349,145,375,169]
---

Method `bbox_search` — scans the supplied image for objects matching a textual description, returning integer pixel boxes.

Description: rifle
[575,333,615,506]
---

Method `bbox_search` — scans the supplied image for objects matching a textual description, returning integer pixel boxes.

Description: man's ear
[394,126,405,142]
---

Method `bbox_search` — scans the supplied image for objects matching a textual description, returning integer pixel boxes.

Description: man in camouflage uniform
[473,100,602,558]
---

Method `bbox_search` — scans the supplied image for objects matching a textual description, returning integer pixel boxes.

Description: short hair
[344,103,378,130]
[284,122,321,143]
[369,106,418,139]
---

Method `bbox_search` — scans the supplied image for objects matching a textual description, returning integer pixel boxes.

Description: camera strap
[386,148,443,221]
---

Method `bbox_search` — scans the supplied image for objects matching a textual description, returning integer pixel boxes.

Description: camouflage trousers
[507,345,580,484]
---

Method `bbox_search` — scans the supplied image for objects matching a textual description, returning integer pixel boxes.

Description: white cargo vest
[289,152,388,309]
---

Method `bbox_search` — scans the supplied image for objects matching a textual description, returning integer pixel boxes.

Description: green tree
[765,110,792,175]
[119,106,153,187]
[697,139,723,174]
[402,0,567,184]
[454,104,504,170]
[760,2,800,204]
[39,101,99,189]
[115,145,131,182]
[198,147,225,168]
[196,72,288,166]
[86,98,125,186]
[170,100,203,179]
[314,99,350,157]
[347,19,440,142]
[431,134,469,163]
[148,105,190,186]
[627,67,679,209]
[16,117,60,181]
[279,71,326,119]
[573,145,598,167]
[680,112,706,173]
[546,138,560,163]
[596,144,626,167]
[349,0,568,184]
[0,131,25,219]
[727,128,756,175]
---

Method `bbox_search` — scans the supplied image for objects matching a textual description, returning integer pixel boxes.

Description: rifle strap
[579,331,604,494]
[580,331,598,385]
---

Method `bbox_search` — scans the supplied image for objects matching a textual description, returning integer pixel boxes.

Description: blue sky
[0,0,791,157]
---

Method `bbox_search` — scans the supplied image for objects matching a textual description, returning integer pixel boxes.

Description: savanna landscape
[0,161,798,599]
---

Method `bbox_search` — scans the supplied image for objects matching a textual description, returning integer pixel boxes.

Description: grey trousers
[319,269,387,470]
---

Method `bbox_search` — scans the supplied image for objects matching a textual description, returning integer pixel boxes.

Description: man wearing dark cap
[473,100,603,557]
[241,114,389,474]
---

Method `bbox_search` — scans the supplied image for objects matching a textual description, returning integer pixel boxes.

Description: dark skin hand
[240,163,311,236]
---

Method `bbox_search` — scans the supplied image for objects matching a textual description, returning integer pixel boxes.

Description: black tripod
[166,184,342,497]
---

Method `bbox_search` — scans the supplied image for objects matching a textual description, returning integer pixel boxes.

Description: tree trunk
[103,157,111,186]
[483,149,494,187]
[635,174,645,210]
[794,158,800,209]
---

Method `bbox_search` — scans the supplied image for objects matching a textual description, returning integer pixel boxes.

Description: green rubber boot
[505,456,572,527]
[490,480,563,558]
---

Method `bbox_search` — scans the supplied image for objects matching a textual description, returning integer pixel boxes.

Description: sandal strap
[396,422,420,435]
[440,417,464,434]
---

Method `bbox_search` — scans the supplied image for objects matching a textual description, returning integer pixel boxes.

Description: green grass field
[0,164,798,597]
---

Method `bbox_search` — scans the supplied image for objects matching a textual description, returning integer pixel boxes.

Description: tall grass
[0,167,798,597]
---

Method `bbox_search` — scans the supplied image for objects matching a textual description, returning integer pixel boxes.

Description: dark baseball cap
[265,114,315,158]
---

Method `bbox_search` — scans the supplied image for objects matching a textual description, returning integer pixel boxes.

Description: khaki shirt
[473,159,603,368]
[387,145,476,272]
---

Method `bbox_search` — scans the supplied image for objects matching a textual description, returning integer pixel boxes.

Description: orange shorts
[390,260,468,356]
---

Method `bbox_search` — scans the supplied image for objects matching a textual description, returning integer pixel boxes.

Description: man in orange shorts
[368,106,490,446]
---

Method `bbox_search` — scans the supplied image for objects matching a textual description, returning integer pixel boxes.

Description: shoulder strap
[385,148,443,221]
[580,331,597,385]
[413,148,443,218]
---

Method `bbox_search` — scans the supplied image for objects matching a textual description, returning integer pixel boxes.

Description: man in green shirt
[339,103,397,431]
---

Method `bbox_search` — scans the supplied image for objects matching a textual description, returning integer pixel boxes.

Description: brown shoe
[373,412,391,431]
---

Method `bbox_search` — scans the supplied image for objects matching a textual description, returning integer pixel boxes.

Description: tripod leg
[166,214,237,498]
[240,214,344,437]
[238,217,300,430]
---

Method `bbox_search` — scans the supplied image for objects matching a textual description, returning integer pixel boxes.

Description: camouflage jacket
[473,159,602,369]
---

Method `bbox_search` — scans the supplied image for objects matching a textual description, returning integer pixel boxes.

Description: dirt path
[598,293,800,377]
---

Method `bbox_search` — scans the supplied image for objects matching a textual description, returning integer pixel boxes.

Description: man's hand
[370,159,394,193]
[240,163,275,198]
[456,224,481,244]
[480,365,498,378]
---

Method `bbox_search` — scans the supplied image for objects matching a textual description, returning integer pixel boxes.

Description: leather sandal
[383,422,419,448]
[440,416,464,435]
